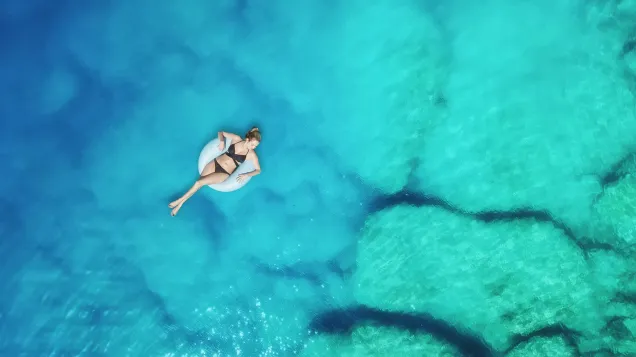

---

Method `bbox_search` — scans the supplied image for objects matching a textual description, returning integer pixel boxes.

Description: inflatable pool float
[197,137,255,192]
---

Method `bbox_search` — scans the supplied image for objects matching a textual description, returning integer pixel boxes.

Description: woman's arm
[218,131,242,144]
[245,151,261,176]
[237,152,261,183]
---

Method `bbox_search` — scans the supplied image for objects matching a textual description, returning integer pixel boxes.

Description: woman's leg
[200,159,218,176]
[169,160,223,209]
[169,172,229,216]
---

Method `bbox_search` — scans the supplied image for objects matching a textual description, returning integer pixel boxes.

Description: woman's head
[245,127,261,149]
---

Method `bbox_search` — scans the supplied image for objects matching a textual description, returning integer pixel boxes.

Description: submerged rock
[353,205,602,351]
[591,174,636,249]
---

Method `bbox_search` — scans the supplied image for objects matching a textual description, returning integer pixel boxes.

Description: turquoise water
[2,0,636,356]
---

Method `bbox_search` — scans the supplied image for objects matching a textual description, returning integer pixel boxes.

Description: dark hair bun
[246,127,262,141]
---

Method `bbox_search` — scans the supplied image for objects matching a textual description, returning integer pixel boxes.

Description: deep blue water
[1,1,370,356]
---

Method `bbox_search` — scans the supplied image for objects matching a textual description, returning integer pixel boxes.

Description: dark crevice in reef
[620,39,636,58]
[250,256,355,289]
[577,240,623,259]
[251,258,325,287]
[601,316,633,340]
[310,306,595,357]
[326,256,355,279]
[431,92,448,108]
[308,305,498,357]
[369,189,453,213]
[502,323,582,356]
[368,189,617,260]
[596,152,636,190]
[620,36,636,97]
[610,291,636,305]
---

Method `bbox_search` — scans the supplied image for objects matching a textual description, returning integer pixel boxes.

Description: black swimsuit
[213,141,248,175]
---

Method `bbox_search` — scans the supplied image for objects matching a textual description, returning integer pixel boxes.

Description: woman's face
[247,139,260,150]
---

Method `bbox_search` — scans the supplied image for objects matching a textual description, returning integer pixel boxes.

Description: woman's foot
[168,199,181,208]
[170,202,183,216]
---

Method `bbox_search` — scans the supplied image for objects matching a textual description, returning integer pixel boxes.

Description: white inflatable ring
[197,137,255,192]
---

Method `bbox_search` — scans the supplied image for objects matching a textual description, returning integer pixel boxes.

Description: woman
[169,127,262,216]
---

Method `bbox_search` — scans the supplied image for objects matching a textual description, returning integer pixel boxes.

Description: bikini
[213,141,248,175]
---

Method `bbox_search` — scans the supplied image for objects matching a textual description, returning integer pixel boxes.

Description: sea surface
[2,0,636,356]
